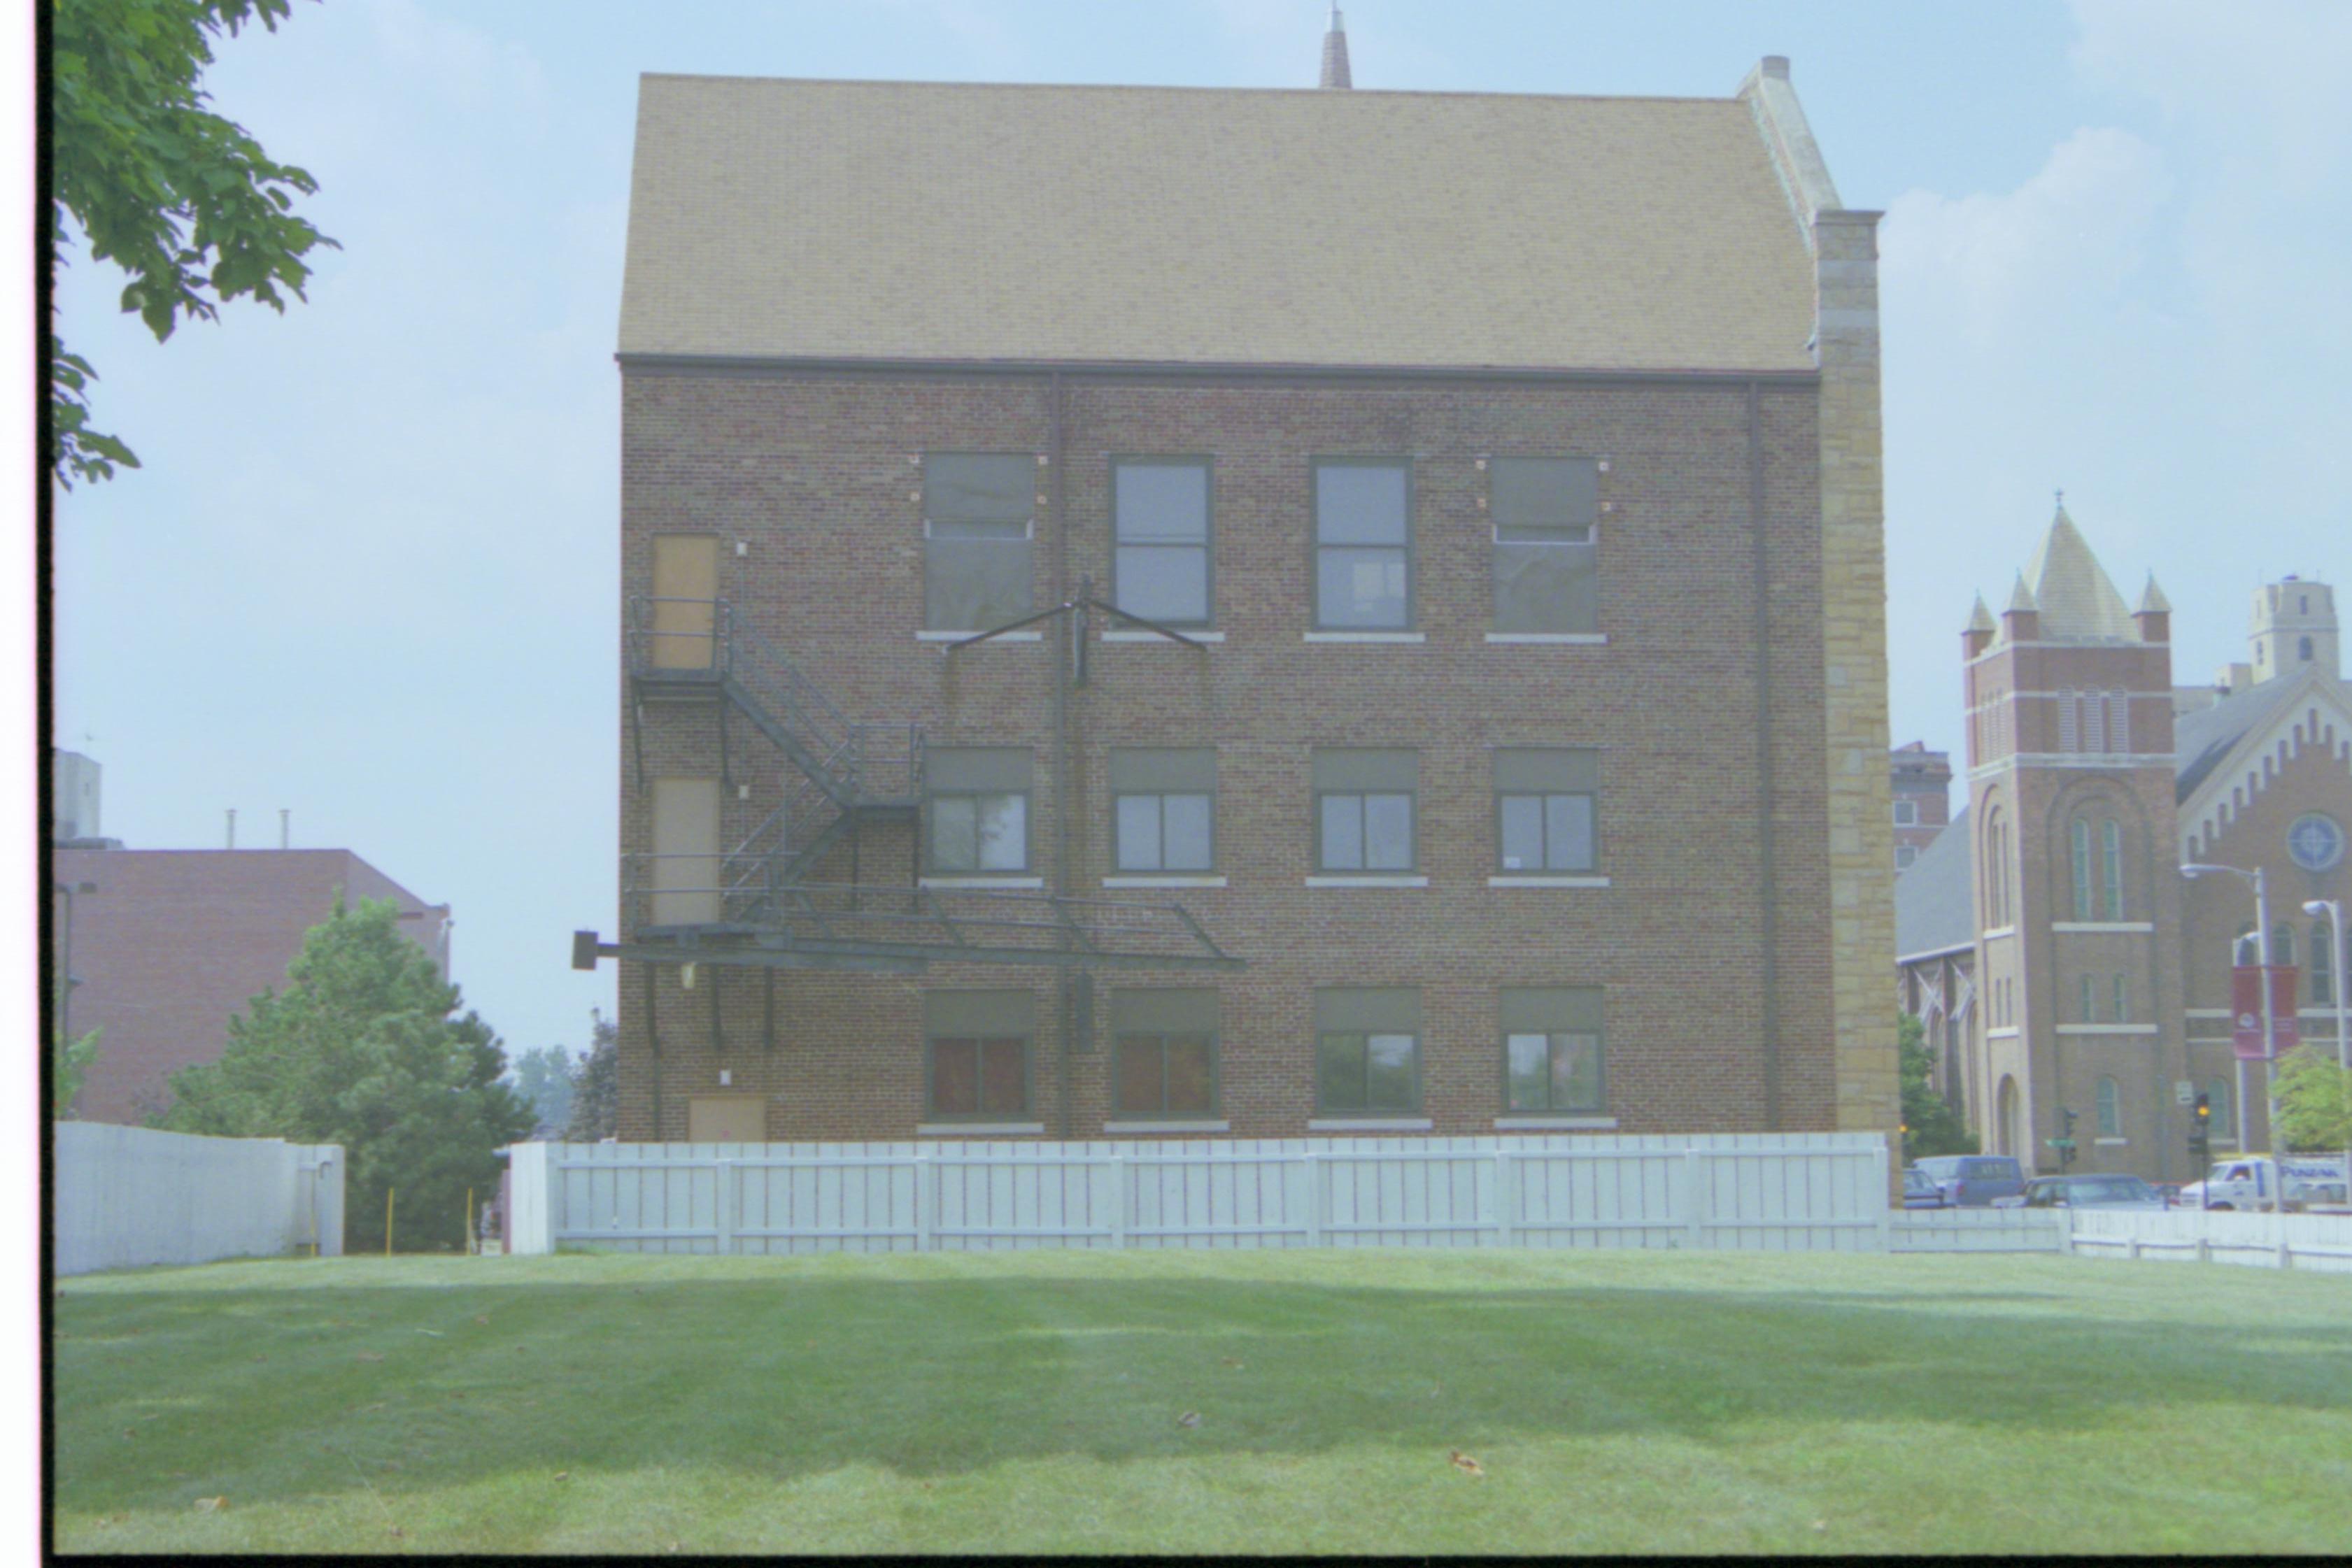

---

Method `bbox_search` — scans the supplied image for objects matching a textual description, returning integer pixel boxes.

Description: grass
[51,1247,2352,1555]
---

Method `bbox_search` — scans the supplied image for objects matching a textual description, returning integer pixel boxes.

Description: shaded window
[923,454,1034,632]
[1986,808,2011,926]
[1893,799,1918,825]
[1313,460,1411,629]
[1111,989,1219,1118]
[1113,460,1212,627]
[1111,748,1215,872]
[2102,819,2124,920]
[924,991,1033,1118]
[926,748,1030,872]
[1315,748,1417,871]
[2315,923,2335,1005]
[2081,974,2097,1023]
[2300,635,2315,662]
[1494,748,1598,872]
[2071,820,2095,921]
[2273,924,2297,967]
[2113,974,2129,1023]
[2096,1076,2121,1139]
[1315,987,1421,1113]
[1490,457,1598,634]
[1500,986,1605,1113]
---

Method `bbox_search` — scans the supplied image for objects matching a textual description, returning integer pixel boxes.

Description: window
[1315,748,1417,871]
[2233,924,2260,966]
[2206,1077,2230,1133]
[1111,989,1219,1118]
[1315,986,1421,1113]
[2081,975,2097,1023]
[1500,986,1604,1113]
[2096,1076,2121,1139]
[2071,820,2095,920]
[1112,459,1212,627]
[2316,924,2336,1005]
[1313,459,1411,629]
[923,454,1034,632]
[1489,457,1599,634]
[1894,799,1919,825]
[926,748,1030,872]
[2059,693,2078,752]
[924,991,1033,1118]
[2113,974,2129,1023]
[1111,748,1214,871]
[1985,809,2011,925]
[1494,748,1598,872]
[2102,819,2124,920]
[2109,692,2130,753]
[2083,691,2105,753]
[1897,846,1918,869]
[2301,635,2316,662]
[2272,924,2297,967]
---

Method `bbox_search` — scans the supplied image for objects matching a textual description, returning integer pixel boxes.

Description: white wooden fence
[2065,1209,2352,1274]
[54,1122,345,1276]
[1886,1206,2067,1253]
[506,1133,1911,1256]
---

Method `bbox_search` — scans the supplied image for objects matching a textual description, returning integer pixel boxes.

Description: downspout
[1750,380,1782,1128]
[1050,370,1075,1140]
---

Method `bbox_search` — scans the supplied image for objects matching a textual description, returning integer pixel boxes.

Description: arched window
[2316,925,2336,1005]
[2071,820,2095,920]
[2273,924,2296,967]
[1985,809,2011,926]
[2234,924,2260,966]
[2101,819,2124,919]
[2300,635,2315,662]
[2097,1076,2121,1138]
[2113,974,2129,1022]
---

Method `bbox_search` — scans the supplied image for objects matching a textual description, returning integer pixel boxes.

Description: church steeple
[1319,4,1352,90]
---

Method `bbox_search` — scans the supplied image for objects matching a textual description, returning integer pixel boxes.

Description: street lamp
[2183,862,2280,1212]
[2302,897,2349,1204]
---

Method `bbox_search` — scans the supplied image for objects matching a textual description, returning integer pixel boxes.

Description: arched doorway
[1995,1075,2021,1159]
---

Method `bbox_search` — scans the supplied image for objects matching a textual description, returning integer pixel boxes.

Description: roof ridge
[635,71,1748,107]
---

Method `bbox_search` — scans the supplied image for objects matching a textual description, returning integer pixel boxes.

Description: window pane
[1494,539,1596,634]
[1363,792,1414,870]
[1116,1034,1164,1115]
[1114,545,1208,624]
[1165,1034,1215,1114]
[979,1038,1026,1115]
[1317,547,1408,628]
[931,1038,979,1115]
[1116,794,1162,871]
[1316,465,1408,545]
[1499,795,1544,871]
[1318,1032,1366,1111]
[1162,793,1212,870]
[931,797,977,871]
[1506,1032,1550,1110]
[926,534,1033,630]
[1553,1032,1603,1111]
[977,794,1027,870]
[1115,464,1209,542]
[1546,794,1595,871]
[926,455,1033,521]
[1321,794,1364,870]
[1365,1033,1417,1111]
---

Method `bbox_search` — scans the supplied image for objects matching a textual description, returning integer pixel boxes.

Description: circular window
[2288,813,2345,873]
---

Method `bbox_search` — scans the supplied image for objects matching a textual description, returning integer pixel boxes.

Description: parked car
[2012,1174,2167,1211]
[1901,1167,1948,1209]
[1911,1155,2025,1207]
[2178,1155,2352,1211]
[2152,1183,2185,1208]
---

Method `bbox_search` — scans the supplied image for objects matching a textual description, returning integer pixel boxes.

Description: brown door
[652,776,723,925]
[651,534,720,669]
[688,1095,767,1143]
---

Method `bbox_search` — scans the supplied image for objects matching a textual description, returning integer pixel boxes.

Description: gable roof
[619,76,1822,371]
[1896,817,1974,960]
[2174,672,2316,801]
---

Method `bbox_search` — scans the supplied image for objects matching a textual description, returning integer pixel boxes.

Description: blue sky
[45,0,2352,1065]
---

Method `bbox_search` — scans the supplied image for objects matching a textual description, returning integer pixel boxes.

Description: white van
[2177,1155,2350,1212]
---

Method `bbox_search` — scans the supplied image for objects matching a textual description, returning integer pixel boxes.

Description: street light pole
[2184,861,2280,1211]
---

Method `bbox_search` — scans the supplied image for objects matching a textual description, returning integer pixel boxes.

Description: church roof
[2018,506,2137,643]
[618,74,1822,371]
[1895,818,1974,960]
[2174,664,2331,802]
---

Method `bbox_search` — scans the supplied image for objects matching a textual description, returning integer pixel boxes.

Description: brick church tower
[1959,505,2192,1174]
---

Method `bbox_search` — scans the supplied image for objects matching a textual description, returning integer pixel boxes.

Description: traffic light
[2049,1107,2079,1171]
[2189,1092,2211,1164]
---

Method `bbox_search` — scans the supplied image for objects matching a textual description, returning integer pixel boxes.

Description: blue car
[1911,1155,2026,1207]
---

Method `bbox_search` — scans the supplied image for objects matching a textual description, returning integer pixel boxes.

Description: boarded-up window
[1111,747,1215,871]
[1114,461,1212,626]
[926,748,1030,872]
[1314,748,1416,871]
[1111,989,1219,1117]
[1492,458,1598,634]
[1314,460,1411,629]
[1494,748,1599,872]
[1500,986,1604,1113]
[1315,986,1421,1113]
[924,454,1034,632]
[925,990,1033,1118]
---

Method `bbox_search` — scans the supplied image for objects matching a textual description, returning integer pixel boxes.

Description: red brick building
[1890,742,1951,870]
[55,844,451,1125]
[598,36,1899,1144]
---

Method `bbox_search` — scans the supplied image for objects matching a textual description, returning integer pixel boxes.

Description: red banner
[2231,967,2302,1060]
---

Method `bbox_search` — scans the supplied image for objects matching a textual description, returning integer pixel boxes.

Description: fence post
[1304,1153,1324,1248]
[1682,1149,1705,1250]
[1109,1153,1127,1250]
[715,1159,734,1256]
[2126,1235,2139,1262]
[1494,1151,1514,1248]
[2195,1234,2210,1264]
[2278,1241,2293,1271]
[914,1149,932,1252]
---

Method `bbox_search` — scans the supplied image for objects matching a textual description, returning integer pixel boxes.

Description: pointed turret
[2020,501,2134,642]
[1319,3,1352,90]
[2134,575,2171,644]
[2002,572,2040,643]
[1962,593,1997,659]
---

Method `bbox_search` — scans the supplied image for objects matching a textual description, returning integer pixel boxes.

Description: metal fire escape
[573,594,1240,978]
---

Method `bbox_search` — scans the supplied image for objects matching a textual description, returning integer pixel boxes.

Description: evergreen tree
[162,896,533,1251]
[562,1011,620,1143]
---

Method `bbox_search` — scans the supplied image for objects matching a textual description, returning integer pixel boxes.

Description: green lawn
[52,1247,2352,1555]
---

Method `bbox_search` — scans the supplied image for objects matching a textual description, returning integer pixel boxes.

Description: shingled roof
[618,76,1821,371]
[1895,818,1974,961]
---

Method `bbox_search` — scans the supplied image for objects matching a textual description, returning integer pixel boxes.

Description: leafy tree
[54,1026,101,1118]
[1899,1012,1977,1161]
[2274,1047,2352,1153]
[49,0,337,486]
[509,1044,578,1137]
[563,1011,619,1143]
[161,896,534,1251]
